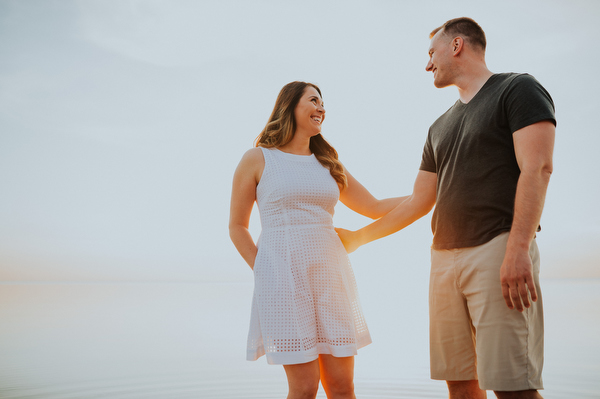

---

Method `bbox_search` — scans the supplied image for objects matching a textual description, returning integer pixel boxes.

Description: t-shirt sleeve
[419,133,436,173]
[505,74,556,133]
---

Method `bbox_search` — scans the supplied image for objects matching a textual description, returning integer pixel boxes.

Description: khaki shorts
[429,232,544,391]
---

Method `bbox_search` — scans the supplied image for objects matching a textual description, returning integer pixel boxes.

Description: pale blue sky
[1,0,598,282]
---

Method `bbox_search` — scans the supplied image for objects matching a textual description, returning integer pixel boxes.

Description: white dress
[247,147,371,365]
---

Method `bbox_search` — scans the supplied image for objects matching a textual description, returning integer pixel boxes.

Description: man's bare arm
[336,170,437,253]
[501,120,555,311]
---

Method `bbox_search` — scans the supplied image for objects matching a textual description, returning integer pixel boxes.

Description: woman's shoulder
[233,147,266,183]
[238,147,266,168]
[244,146,265,157]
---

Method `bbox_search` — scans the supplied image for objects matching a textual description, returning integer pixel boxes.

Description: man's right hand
[335,228,360,254]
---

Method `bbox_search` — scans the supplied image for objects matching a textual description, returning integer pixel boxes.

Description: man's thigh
[429,233,544,391]
[462,233,544,391]
[429,246,478,381]
[464,233,544,391]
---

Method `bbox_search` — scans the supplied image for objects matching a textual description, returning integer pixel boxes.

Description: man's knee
[494,390,543,399]
[447,380,486,399]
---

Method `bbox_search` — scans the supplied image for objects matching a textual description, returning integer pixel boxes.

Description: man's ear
[452,37,464,56]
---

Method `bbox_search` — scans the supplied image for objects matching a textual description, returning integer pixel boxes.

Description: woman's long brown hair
[254,81,347,190]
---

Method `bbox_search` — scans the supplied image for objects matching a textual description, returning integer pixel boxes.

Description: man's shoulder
[483,73,553,108]
[489,72,530,88]
[495,72,528,80]
[493,72,546,90]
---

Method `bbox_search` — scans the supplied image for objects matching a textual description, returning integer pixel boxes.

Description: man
[336,17,556,399]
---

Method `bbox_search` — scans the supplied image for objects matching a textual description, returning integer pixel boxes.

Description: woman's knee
[323,377,354,396]
[284,361,320,399]
[286,378,319,399]
[319,355,355,397]
[293,382,320,398]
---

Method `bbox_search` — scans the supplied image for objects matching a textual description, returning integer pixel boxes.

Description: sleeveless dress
[247,147,371,365]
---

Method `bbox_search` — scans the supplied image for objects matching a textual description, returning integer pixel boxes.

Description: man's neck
[456,67,494,104]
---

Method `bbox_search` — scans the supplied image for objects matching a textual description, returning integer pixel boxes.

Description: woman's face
[293,86,325,137]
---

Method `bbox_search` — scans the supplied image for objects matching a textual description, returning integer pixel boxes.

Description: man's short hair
[430,17,486,52]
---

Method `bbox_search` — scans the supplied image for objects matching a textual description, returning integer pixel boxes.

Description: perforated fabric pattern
[246,147,371,365]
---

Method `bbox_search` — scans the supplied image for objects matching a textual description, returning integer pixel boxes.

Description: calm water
[0,279,598,398]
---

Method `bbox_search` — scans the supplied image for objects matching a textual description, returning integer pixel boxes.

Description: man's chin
[434,80,451,89]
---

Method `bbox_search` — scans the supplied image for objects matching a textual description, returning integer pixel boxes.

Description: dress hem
[247,335,372,365]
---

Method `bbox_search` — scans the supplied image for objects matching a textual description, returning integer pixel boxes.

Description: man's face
[426,30,455,88]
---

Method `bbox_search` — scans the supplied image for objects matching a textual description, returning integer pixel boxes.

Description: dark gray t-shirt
[420,73,556,250]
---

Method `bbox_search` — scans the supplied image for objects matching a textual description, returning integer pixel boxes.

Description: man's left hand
[500,248,538,312]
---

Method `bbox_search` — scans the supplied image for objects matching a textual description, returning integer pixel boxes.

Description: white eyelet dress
[247,147,371,365]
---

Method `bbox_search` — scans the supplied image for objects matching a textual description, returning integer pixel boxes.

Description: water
[0,279,598,398]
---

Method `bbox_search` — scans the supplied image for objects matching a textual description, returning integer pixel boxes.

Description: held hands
[500,247,538,312]
[334,228,360,254]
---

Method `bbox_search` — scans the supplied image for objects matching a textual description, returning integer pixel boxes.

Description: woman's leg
[283,359,320,399]
[319,355,356,399]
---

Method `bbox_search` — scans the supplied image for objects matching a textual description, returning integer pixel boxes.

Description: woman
[229,81,404,399]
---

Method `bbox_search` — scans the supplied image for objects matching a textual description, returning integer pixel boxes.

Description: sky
[1,0,599,283]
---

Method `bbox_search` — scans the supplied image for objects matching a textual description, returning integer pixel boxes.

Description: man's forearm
[346,170,437,251]
[370,196,410,219]
[507,170,551,251]
[355,196,433,246]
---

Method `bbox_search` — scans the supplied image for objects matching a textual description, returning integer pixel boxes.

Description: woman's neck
[278,134,312,155]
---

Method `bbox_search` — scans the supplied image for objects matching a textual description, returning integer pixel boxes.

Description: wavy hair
[255,81,347,190]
